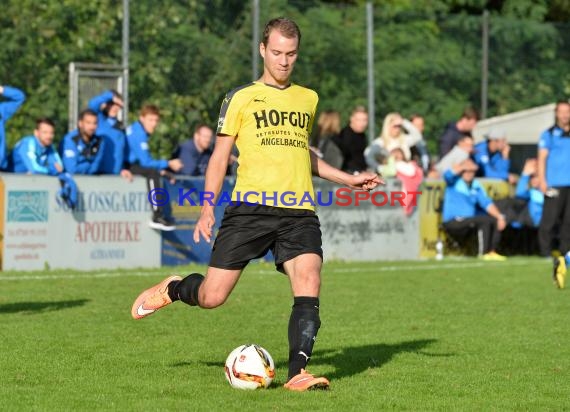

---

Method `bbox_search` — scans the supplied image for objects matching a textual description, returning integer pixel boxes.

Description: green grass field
[1,258,569,411]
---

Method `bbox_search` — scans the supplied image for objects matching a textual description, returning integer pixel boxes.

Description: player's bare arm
[537,148,548,194]
[309,149,383,191]
[193,134,236,243]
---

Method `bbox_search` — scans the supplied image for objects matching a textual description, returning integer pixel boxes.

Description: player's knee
[293,271,320,295]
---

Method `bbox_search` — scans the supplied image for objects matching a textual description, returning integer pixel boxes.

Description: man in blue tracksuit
[88,90,131,179]
[513,158,543,228]
[60,109,105,175]
[0,85,26,169]
[127,104,183,231]
[12,118,63,175]
[442,159,507,260]
[538,100,570,288]
[472,128,511,181]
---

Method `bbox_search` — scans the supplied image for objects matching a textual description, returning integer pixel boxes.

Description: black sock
[287,296,321,380]
[167,273,204,306]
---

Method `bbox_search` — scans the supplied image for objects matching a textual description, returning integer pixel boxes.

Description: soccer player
[131,17,381,391]
[538,100,570,288]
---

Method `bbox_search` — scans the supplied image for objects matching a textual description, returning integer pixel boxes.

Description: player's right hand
[194,208,216,243]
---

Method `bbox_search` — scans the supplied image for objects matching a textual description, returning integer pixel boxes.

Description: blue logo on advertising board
[8,191,49,222]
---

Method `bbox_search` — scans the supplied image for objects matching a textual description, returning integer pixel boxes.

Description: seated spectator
[472,128,514,182]
[0,85,26,169]
[364,112,421,173]
[127,104,183,231]
[60,109,105,175]
[442,159,507,260]
[11,118,63,175]
[409,114,430,173]
[438,106,479,158]
[310,110,343,169]
[515,159,543,227]
[88,89,131,180]
[172,123,213,176]
[496,158,543,228]
[433,135,474,177]
[332,106,368,174]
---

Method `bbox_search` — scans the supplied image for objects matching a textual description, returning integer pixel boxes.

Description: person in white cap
[472,128,512,182]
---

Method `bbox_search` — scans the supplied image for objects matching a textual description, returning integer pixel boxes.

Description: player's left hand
[347,171,384,192]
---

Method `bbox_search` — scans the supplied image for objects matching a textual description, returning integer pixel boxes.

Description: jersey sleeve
[0,86,26,122]
[306,91,319,135]
[216,92,244,137]
[538,130,551,150]
[475,184,493,211]
[88,90,114,114]
[48,149,64,176]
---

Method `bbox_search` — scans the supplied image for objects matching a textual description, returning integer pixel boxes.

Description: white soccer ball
[224,344,275,390]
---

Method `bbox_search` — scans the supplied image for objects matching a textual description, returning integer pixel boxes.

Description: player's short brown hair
[35,117,55,130]
[78,109,97,121]
[461,106,479,121]
[140,104,160,117]
[262,17,301,47]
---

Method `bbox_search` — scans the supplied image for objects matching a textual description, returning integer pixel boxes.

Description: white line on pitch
[0,259,545,281]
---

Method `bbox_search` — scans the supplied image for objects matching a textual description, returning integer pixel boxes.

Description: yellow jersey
[217,81,318,210]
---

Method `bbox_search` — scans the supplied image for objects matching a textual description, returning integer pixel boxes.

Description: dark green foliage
[0,0,568,159]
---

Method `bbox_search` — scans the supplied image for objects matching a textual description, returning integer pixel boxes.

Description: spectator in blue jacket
[60,109,105,175]
[171,123,213,176]
[491,158,543,231]
[88,89,131,180]
[442,159,507,260]
[513,158,543,227]
[472,128,512,182]
[11,118,63,175]
[0,85,26,169]
[127,104,183,231]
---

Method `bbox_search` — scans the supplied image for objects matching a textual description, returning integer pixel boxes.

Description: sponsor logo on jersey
[253,109,311,131]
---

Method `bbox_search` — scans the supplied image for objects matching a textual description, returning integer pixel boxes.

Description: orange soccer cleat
[131,275,182,319]
[284,369,330,392]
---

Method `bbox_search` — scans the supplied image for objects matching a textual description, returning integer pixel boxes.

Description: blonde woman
[364,112,421,173]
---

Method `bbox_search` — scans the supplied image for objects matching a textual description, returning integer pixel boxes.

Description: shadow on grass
[0,299,89,315]
[310,339,448,380]
[197,339,450,384]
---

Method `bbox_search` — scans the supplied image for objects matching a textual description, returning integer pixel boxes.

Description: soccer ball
[224,344,275,390]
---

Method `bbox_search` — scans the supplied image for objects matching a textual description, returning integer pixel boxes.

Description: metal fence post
[122,0,130,124]
[481,9,489,119]
[366,2,375,142]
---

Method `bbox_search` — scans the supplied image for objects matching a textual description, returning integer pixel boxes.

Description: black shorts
[209,203,323,273]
